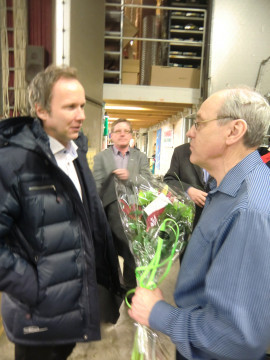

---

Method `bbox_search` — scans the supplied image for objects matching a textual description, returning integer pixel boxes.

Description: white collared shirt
[49,136,82,200]
[202,168,210,184]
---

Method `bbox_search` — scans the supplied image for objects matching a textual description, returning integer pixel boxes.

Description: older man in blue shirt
[129,87,270,360]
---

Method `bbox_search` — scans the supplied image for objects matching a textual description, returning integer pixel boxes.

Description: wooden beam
[104,99,193,130]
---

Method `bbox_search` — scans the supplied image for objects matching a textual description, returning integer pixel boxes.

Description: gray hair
[27,65,78,117]
[217,87,270,148]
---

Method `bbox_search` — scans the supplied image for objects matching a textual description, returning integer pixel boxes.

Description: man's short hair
[217,87,270,148]
[111,118,133,133]
[27,65,78,117]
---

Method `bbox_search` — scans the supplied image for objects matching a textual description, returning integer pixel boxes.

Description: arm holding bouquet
[128,287,164,327]
[115,174,195,359]
[128,88,270,360]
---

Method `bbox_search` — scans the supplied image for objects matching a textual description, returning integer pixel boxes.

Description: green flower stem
[128,218,180,359]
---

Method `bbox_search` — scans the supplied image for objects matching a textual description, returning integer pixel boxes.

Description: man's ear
[226,119,247,145]
[35,104,48,121]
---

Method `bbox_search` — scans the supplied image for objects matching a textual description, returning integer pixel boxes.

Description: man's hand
[187,187,208,207]
[128,287,164,326]
[113,168,129,180]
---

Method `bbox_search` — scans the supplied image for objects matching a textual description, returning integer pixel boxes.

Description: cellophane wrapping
[115,175,195,360]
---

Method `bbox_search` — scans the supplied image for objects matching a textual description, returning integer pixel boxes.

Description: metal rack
[104,0,123,83]
[104,2,207,89]
[168,9,207,69]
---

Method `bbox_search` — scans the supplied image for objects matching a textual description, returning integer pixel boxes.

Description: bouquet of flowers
[115,175,195,360]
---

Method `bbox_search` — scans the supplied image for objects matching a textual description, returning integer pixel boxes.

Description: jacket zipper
[29,185,56,192]
[29,185,60,203]
[80,218,92,333]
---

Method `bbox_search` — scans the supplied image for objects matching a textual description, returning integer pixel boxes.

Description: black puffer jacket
[0,117,121,345]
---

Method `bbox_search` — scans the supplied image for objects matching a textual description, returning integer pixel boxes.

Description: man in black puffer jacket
[0,65,122,360]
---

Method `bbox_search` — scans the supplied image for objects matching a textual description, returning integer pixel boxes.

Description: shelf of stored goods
[104,4,122,84]
[168,9,206,69]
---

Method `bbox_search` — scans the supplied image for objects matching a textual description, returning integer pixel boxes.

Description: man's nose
[186,125,195,138]
[76,107,85,121]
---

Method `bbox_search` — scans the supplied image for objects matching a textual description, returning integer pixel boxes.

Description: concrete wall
[69,0,105,152]
[209,0,270,96]
[148,0,270,176]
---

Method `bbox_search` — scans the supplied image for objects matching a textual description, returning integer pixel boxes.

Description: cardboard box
[122,72,138,85]
[123,17,138,48]
[122,59,140,73]
[150,66,200,88]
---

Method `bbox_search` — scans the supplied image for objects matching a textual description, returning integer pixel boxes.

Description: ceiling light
[108,117,137,121]
[105,105,148,111]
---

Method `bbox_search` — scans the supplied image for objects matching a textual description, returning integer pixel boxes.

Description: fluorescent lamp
[105,105,148,111]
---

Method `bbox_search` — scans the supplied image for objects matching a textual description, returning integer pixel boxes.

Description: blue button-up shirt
[150,151,270,360]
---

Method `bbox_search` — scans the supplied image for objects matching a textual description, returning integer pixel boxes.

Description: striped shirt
[150,151,270,360]
[112,145,130,169]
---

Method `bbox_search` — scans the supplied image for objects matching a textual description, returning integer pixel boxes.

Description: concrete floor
[0,262,179,360]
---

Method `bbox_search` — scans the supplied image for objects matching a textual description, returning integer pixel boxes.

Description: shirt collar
[48,136,78,160]
[112,144,130,155]
[213,151,262,197]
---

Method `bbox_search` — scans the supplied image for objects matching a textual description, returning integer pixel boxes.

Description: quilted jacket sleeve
[0,179,38,306]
